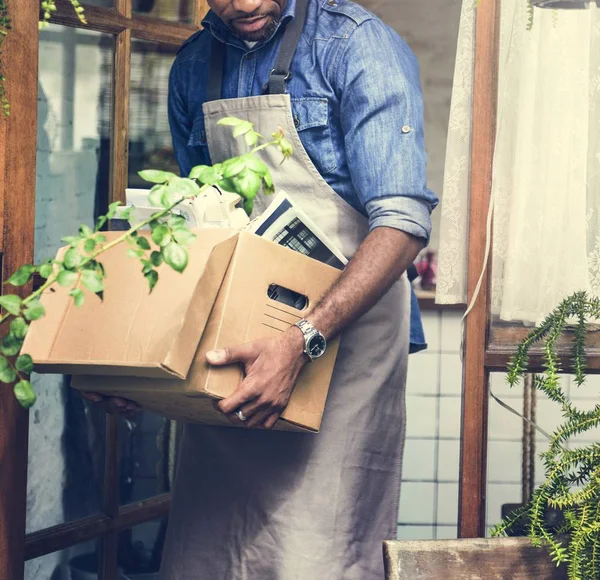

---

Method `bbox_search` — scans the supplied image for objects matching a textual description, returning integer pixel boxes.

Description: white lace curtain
[436,0,600,325]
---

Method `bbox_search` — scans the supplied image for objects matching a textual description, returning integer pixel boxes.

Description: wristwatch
[294,319,327,362]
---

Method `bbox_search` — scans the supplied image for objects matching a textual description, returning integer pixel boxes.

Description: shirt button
[401,125,411,134]
[244,52,254,60]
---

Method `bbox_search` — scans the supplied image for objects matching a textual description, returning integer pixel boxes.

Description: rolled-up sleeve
[334,19,439,243]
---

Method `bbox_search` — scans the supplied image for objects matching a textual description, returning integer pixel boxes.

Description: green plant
[492,291,600,580]
[0,118,291,408]
[0,0,87,117]
[476,0,536,31]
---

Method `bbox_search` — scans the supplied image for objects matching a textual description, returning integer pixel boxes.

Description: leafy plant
[0,118,291,408]
[492,291,600,580]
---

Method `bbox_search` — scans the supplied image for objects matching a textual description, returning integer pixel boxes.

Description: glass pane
[133,0,193,23]
[84,0,114,6]
[128,40,178,190]
[120,412,179,505]
[27,25,113,534]
[25,539,103,580]
[118,518,168,578]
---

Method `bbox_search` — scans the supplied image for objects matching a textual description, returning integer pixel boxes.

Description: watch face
[307,334,326,359]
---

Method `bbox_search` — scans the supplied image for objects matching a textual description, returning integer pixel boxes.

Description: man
[92,0,437,577]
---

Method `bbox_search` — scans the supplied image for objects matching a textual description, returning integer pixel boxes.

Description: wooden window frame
[0,1,207,578]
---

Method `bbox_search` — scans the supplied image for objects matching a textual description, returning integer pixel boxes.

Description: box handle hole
[267,284,308,311]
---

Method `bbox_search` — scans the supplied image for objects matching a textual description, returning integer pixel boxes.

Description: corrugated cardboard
[23,230,238,379]
[73,232,342,432]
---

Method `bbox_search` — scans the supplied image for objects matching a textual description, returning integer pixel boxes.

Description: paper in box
[73,232,342,432]
[23,229,238,379]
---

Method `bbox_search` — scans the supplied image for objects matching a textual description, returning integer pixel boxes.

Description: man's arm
[211,227,423,429]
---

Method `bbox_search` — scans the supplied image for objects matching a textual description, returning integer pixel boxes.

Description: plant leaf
[137,236,151,251]
[0,294,22,316]
[79,224,93,238]
[243,154,269,177]
[84,238,97,253]
[163,242,188,273]
[39,261,54,279]
[167,177,200,197]
[81,270,104,294]
[151,225,172,247]
[62,236,80,246]
[150,251,163,267]
[244,131,258,148]
[138,169,176,184]
[7,265,36,287]
[14,380,36,408]
[145,270,159,292]
[69,288,85,307]
[233,169,261,200]
[57,270,78,288]
[24,301,45,321]
[195,166,221,186]
[107,201,121,219]
[15,354,34,374]
[1,334,22,357]
[233,121,253,138]
[173,227,196,246]
[0,365,16,384]
[63,248,83,270]
[148,184,167,207]
[222,157,247,179]
[189,165,210,180]
[10,317,28,339]
[217,117,244,127]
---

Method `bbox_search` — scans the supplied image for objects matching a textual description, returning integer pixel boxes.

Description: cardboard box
[23,229,237,379]
[72,232,342,432]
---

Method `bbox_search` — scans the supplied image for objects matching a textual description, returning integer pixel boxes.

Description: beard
[228,13,280,42]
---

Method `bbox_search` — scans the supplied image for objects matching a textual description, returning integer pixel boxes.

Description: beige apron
[159,5,410,578]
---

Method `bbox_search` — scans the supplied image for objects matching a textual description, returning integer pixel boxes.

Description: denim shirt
[168,0,438,353]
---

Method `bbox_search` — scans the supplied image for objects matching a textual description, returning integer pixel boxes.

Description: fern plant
[492,291,600,580]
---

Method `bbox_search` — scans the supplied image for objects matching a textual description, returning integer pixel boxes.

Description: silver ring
[236,410,247,422]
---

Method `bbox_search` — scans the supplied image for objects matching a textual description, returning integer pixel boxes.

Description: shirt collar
[202,0,297,46]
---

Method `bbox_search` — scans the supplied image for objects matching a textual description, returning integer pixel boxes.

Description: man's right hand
[80,392,141,417]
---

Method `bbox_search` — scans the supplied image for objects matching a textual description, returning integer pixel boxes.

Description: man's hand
[207,328,307,429]
[80,392,141,418]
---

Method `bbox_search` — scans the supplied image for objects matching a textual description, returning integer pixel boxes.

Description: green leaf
[96,235,107,243]
[95,215,108,231]
[233,169,261,200]
[168,214,187,229]
[84,238,97,253]
[244,131,258,148]
[150,251,163,267]
[14,380,36,408]
[243,154,269,177]
[15,354,34,374]
[7,265,35,287]
[243,198,254,216]
[10,317,28,339]
[57,269,78,287]
[79,224,93,238]
[119,207,134,221]
[81,270,104,294]
[163,242,188,273]
[148,184,167,207]
[107,201,121,219]
[0,357,8,372]
[62,235,80,246]
[279,137,293,158]
[167,177,201,197]
[195,166,222,186]
[222,157,247,179]
[1,334,22,357]
[263,171,273,189]
[151,225,172,247]
[63,248,83,270]
[189,164,210,180]
[0,294,22,316]
[173,228,196,246]
[145,270,159,292]
[69,288,85,307]
[128,248,144,259]
[24,300,45,321]
[217,117,244,127]
[137,236,151,251]
[0,364,16,384]
[138,169,177,184]
[39,261,54,279]
[217,177,238,193]
[161,188,184,209]
[233,121,253,138]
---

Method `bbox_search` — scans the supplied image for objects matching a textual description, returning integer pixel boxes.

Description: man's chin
[230,17,279,42]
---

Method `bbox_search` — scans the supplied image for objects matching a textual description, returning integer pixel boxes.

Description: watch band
[294,319,326,361]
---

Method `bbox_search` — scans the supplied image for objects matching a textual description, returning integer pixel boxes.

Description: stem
[249,139,279,155]
[0,184,210,326]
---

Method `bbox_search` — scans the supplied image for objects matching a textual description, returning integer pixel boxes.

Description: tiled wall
[399,309,600,540]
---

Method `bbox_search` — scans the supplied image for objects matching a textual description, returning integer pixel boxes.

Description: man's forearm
[304,227,424,340]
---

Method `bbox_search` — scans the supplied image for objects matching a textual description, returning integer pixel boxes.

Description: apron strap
[268,0,310,94]
[206,0,310,100]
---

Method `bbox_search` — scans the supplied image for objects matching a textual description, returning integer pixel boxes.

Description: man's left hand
[207,328,307,430]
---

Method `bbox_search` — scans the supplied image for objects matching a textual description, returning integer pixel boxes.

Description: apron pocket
[291,97,337,175]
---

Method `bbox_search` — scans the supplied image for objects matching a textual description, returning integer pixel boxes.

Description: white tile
[488,395,524,440]
[487,441,522,483]
[486,484,522,529]
[406,352,440,395]
[570,373,600,399]
[437,482,459,525]
[439,353,463,396]
[435,525,458,539]
[396,525,435,540]
[535,397,566,441]
[402,440,437,481]
[405,396,438,438]
[489,372,524,399]
[399,482,436,524]
[438,397,462,438]
[421,311,441,353]
[441,311,463,353]
[437,439,460,481]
